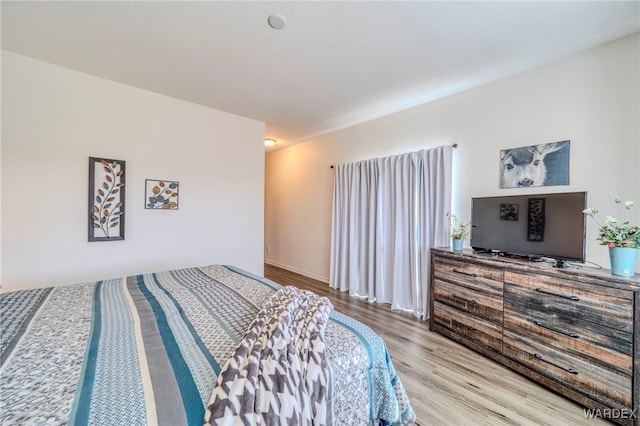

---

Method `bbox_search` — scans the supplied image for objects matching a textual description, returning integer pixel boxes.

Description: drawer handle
[452,318,477,331]
[452,268,477,278]
[535,287,580,301]
[534,353,579,375]
[452,293,477,305]
[534,320,579,339]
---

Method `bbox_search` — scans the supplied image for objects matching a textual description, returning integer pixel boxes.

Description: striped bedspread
[0,265,415,425]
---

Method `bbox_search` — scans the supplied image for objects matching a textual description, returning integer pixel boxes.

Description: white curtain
[329,146,452,320]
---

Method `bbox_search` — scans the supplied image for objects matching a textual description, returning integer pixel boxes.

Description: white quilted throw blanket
[204,286,333,426]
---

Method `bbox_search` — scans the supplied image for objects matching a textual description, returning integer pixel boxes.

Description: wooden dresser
[430,248,640,425]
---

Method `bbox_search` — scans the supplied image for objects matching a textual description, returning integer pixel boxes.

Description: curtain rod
[330,143,458,168]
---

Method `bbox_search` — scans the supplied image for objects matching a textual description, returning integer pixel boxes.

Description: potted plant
[450,214,470,251]
[583,193,640,276]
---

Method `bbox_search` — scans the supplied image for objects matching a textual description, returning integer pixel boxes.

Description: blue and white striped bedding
[0,265,415,425]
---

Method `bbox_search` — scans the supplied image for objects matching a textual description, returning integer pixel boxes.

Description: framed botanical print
[527,198,546,242]
[145,179,179,209]
[88,157,125,241]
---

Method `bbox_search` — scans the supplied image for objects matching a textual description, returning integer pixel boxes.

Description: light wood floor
[264,263,610,426]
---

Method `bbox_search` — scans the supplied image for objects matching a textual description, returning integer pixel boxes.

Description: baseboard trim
[264,260,330,284]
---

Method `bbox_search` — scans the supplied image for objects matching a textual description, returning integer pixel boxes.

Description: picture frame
[88,157,125,241]
[145,179,179,209]
[499,203,519,221]
[527,198,546,242]
[500,140,570,188]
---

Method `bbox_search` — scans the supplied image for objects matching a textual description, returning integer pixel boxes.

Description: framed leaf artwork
[145,179,179,209]
[88,157,125,242]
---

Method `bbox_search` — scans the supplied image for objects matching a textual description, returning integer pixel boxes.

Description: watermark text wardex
[584,408,637,420]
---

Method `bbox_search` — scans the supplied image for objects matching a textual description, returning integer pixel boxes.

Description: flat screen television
[470,191,587,265]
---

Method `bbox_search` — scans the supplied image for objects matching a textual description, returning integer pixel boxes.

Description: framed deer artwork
[499,140,570,188]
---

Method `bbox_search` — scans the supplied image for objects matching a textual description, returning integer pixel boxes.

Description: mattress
[0,264,415,425]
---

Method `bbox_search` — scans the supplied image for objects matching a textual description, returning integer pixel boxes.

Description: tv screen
[471,191,587,262]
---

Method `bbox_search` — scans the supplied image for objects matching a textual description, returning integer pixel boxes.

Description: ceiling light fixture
[264,138,277,147]
[267,14,286,30]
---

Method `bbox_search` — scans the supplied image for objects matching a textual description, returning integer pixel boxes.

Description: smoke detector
[267,14,286,30]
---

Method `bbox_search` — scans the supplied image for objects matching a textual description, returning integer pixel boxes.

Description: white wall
[2,51,265,291]
[265,33,640,281]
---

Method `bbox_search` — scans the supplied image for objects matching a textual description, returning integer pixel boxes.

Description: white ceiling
[2,1,639,151]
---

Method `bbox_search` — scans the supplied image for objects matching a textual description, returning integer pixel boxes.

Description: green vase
[609,247,639,277]
[452,238,464,251]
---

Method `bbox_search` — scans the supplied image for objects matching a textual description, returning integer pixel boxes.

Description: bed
[1,264,415,425]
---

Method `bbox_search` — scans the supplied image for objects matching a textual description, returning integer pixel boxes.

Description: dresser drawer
[504,299,633,374]
[434,278,503,322]
[504,271,634,333]
[434,256,503,292]
[433,301,502,351]
[503,329,633,409]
